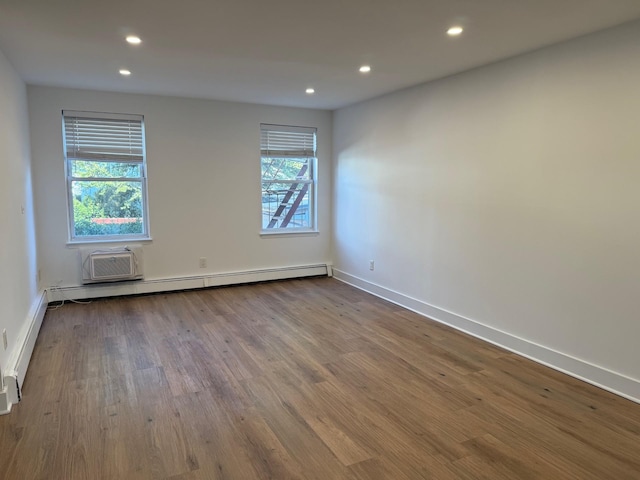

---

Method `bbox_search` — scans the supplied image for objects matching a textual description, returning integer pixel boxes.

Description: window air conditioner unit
[81,247,144,284]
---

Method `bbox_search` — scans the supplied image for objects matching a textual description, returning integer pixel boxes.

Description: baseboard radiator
[49,264,331,303]
[0,292,48,415]
[80,246,144,284]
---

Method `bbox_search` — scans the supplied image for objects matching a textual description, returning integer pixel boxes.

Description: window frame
[62,110,151,244]
[260,124,318,235]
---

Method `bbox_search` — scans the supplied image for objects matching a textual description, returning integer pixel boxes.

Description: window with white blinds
[62,111,149,241]
[63,112,144,163]
[260,124,317,232]
[260,125,316,158]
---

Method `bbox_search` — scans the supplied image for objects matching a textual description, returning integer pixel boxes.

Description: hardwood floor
[1,277,639,479]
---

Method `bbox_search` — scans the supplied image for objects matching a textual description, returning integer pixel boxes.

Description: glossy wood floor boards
[1,277,639,479]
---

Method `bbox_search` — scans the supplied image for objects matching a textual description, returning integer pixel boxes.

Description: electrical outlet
[369,260,375,271]
[199,257,207,268]
[2,329,7,350]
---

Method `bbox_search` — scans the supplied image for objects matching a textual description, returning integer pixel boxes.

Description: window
[63,111,149,242]
[261,124,316,232]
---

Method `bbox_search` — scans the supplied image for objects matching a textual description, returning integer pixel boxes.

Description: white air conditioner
[80,246,144,284]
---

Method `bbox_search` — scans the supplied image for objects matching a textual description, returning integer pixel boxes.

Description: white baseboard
[0,291,48,415]
[333,269,640,405]
[47,264,330,302]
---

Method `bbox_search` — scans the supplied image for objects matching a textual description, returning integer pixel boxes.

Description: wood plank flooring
[1,277,639,479]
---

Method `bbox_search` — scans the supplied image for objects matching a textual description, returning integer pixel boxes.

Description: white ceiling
[1,0,639,110]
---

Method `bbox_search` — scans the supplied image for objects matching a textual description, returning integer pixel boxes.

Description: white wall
[333,21,640,397]
[0,48,38,378]
[28,87,332,288]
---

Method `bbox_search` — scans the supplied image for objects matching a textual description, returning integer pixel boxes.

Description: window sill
[67,237,153,246]
[260,230,319,238]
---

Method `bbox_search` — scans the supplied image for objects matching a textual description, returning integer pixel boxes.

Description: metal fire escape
[263,162,309,228]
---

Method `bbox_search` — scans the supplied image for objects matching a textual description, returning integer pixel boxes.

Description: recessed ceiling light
[359,65,371,73]
[306,88,315,94]
[119,69,131,76]
[126,35,142,45]
[447,26,464,36]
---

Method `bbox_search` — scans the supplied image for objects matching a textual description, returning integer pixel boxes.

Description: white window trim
[62,110,151,244]
[260,124,318,235]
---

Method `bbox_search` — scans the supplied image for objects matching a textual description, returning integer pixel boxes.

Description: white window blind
[63,111,145,163]
[260,124,316,158]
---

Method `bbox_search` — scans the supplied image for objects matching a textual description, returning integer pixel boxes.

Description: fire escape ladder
[266,163,308,229]
[280,183,309,227]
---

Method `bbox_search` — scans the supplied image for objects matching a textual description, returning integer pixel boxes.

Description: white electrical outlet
[199,257,207,268]
[369,260,375,271]
[2,329,7,350]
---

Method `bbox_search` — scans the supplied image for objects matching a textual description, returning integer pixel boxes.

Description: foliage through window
[63,111,149,241]
[261,124,316,232]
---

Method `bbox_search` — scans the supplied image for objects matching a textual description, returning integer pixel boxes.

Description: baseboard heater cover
[80,246,144,284]
[49,264,330,302]
[1,291,48,415]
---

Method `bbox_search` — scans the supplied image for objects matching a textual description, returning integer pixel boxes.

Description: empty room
[1,0,639,478]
